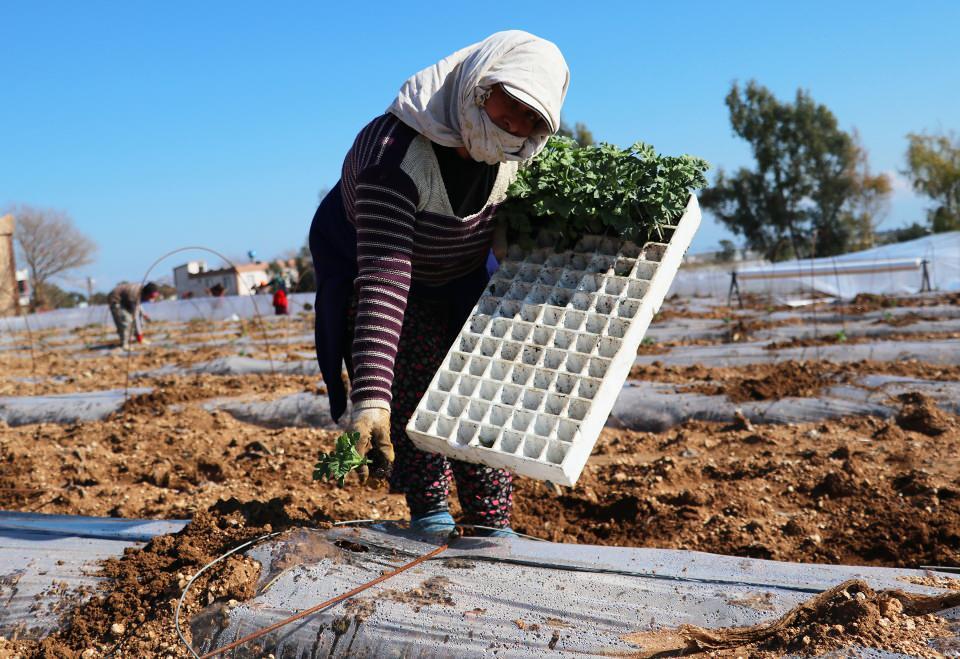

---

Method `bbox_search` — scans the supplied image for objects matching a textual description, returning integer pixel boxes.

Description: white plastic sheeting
[0,512,188,638]
[2,512,957,656]
[0,388,151,426]
[670,230,960,299]
[0,293,316,333]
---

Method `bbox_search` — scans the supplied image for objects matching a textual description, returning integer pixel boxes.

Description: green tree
[843,130,893,250]
[557,119,594,146]
[701,81,889,261]
[904,131,960,232]
[293,239,316,292]
[717,239,737,262]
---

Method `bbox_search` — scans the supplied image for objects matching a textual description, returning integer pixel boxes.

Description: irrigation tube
[174,520,832,658]
[174,531,282,659]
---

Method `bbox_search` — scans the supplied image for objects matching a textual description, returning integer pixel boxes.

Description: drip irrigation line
[175,531,282,659]
[174,518,837,658]
[194,541,450,658]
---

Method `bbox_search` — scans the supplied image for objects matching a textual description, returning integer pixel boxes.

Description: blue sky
[2,1,957,292]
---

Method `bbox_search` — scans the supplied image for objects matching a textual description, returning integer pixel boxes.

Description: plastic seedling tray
[405,195,702,485]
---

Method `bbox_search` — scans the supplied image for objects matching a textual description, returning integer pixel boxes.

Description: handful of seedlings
[313,431,370,486]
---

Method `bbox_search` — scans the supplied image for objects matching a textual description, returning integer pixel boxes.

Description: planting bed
[1,289,960,656]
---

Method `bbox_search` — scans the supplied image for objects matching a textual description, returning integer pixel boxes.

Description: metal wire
[174,531,282,659]
[123,245,277,402]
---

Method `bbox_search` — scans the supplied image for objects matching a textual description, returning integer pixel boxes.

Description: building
[173,260,271,298]
[0,214,20,316]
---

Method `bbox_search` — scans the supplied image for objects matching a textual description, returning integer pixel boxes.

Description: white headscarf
[387,30,570,165]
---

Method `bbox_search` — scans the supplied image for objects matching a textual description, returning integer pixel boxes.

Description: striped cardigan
[343,113,519,411]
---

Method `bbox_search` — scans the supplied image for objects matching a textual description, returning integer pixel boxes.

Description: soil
[2,306,960,656]
[765,328,960,351]
[624,579,959,657]
[632,358,960,402]
[1,500,320,658]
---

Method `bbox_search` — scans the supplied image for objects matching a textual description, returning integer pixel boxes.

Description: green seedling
[313,431,370,486]
[835,330,848,343]
[498,136,709,247]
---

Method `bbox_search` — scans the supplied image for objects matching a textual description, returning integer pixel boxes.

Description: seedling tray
[405,196,701,485]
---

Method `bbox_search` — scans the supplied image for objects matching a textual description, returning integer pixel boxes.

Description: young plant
[313,431,370,486]
[498,137,709,247]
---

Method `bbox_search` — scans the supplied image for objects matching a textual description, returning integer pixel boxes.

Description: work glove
[351,407,394,482]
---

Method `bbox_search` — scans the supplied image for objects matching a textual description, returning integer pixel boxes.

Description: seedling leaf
[313,431,370,486]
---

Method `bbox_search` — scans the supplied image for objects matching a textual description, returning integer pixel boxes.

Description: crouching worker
[310,31,568,537]
[108,281,160,349]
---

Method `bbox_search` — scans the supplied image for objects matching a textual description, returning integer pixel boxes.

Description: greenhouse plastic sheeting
[669,230,960,299]
[634,337,960,368]
[2,513,958,656]
[610,376,960,431]
[0,292,316,333]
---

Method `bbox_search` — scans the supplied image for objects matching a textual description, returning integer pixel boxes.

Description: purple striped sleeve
[350,165,420,410]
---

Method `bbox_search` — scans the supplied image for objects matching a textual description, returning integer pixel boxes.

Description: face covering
[388,30,570,164]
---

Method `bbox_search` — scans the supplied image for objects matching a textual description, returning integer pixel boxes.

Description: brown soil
[3,500,320,658]
[632,358,960,402]
[896,392,956,436]
[625,579,959,657]
[831,292,960,314]
[2,309,960,656]
[875,311,943,327]
[513,409,960,567]
[900,574,960,591]
[765,328,960,350]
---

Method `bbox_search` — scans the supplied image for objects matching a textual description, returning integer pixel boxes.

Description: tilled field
[1,293,959,657]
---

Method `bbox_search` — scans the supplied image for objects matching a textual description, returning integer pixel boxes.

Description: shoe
[409,509,456,536]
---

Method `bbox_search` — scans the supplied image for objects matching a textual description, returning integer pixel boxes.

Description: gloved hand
[351,407,394,482]
[136,333,144,344]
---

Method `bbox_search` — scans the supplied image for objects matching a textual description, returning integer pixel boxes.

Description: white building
[173,260,271,298]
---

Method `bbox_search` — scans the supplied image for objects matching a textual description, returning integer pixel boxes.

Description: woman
[310,30,569,535]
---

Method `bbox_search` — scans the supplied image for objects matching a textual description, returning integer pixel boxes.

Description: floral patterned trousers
[349,295,514,528]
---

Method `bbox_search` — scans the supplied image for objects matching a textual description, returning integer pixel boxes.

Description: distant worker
[108,281,160,349]
[272,286,289,315]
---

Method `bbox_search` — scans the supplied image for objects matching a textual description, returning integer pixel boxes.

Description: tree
[34,281,86,309]
[717,239,737,262]
[843,130,893,250]
[904,131,960,232]
[701,81,890,261]
[9,205,97,310]
[557,119,594,146]
[293,240,316,292]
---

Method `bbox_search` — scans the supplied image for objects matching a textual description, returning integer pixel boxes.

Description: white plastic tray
[405,196,702,485]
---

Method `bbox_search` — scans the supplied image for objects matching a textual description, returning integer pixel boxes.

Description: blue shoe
[409,510,456,536]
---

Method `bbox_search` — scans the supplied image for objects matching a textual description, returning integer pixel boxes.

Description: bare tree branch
[6,204,97,309]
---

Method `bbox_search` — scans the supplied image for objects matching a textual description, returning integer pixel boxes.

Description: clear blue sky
[2,1,957,292]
